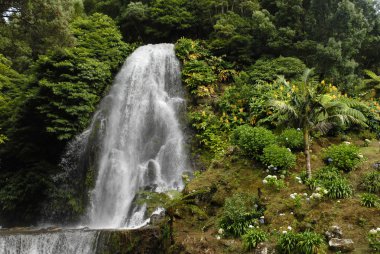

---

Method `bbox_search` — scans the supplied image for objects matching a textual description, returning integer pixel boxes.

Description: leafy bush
[309,167,353,199]
[278,128,304,150]
[262,175,285,191]
[232,126,276,159]
[218,84,255,127]
[324,178,353,199]
[182,59,217,95]
[242,227,268,250]
[188,106,227,156]
[219,193,264,237]
[361,193,379,208]
[368,228,380,251]
[246,56,306,83]
[360,171,380,194]
[323,143,362,172]
[261,144,296,171]
[277,231,325,254]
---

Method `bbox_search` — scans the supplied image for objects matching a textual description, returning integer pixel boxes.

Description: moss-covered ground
[171,138,380,253]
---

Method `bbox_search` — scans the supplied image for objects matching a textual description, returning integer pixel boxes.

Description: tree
[363,70,380,97]
[269,69,367,178]
[35,13,130,141]
[139,190,206,244]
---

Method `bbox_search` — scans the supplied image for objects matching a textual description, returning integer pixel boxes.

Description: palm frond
[269,99,298,119]
[364,70,380,82]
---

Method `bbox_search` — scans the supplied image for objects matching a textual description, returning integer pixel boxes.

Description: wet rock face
[95,227,170,254]
[328,238,355,253]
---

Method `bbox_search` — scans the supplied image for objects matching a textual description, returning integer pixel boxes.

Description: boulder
[325,225,343,240]
[149,210,166,225]
[329,238,355,252]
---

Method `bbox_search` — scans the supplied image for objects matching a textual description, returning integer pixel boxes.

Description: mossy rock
[95,226,170,254]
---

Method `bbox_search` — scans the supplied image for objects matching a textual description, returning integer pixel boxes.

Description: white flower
[287,148,291,152]
[285,138,289,141]
[287,226,292,230]
[323,190,328,194]
[216,235,221,240]
[344,141,351,145]
[297,128,301,131]
[358,154,364,159]
[316,187,321,192]
[290,212,294,215]
[298,180,303,184]
[254,204,258,208]
[263,179,268,184]
[249,225,253,228]
[282,231,287,234]
[376,228,380,232]
[370,229,377,234]
[260,216,265,219]
[303,193,308,196]
[279,213,285,216]
[280,175,285,179]
[218,228,224,234]
[295,176,301,180]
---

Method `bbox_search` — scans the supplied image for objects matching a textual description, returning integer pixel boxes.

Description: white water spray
[0,44,190,253]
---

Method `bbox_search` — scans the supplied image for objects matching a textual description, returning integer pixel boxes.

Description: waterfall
[0,230,98,254]
[0,44,190,253]
[83,43,189,228]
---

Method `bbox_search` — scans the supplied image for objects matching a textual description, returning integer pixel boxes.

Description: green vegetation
[219,193,264,237]
[278,128,304,151]
[232,126,276,159]
[261,144,296,172]
[277,231,325,254]
[360,193,380,208]
[360,171,380,194]
[323,143,362,172]
[0,1,380,253]
[242,227,268,251]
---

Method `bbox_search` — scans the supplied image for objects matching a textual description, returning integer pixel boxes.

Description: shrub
[232,126,276,159]
[242,227,268,250]
[278,128,304,150]
[277,231,325,254]
[296,231,325,254]
[323,143,362,172]
[309,167,353,199]
[261,144,296,171]
[262,175,285,191]
[368,228,380,251]
[361,193,379,208]
[323,178,353,199]
[246,56,306,83]
[360,171,380,194]
[219,193,264,237]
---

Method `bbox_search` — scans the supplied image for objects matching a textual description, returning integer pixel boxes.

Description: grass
[172,137,380,253]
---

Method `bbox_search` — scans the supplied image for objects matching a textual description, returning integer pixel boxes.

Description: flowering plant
[368,228,380,251]
[263,175,285,191]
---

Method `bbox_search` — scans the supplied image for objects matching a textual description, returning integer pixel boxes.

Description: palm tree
[139,190,206,244]
[363,70,380,97]
[269,69,367,178]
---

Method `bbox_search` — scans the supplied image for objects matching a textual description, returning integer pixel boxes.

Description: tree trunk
[304,130,312,178]
[169,215,174,245]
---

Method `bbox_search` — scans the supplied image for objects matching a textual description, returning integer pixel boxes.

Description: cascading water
[85,43,189,228]
[0,44,190,253]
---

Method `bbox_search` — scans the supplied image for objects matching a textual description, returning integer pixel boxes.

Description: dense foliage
[0,0,379,239]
